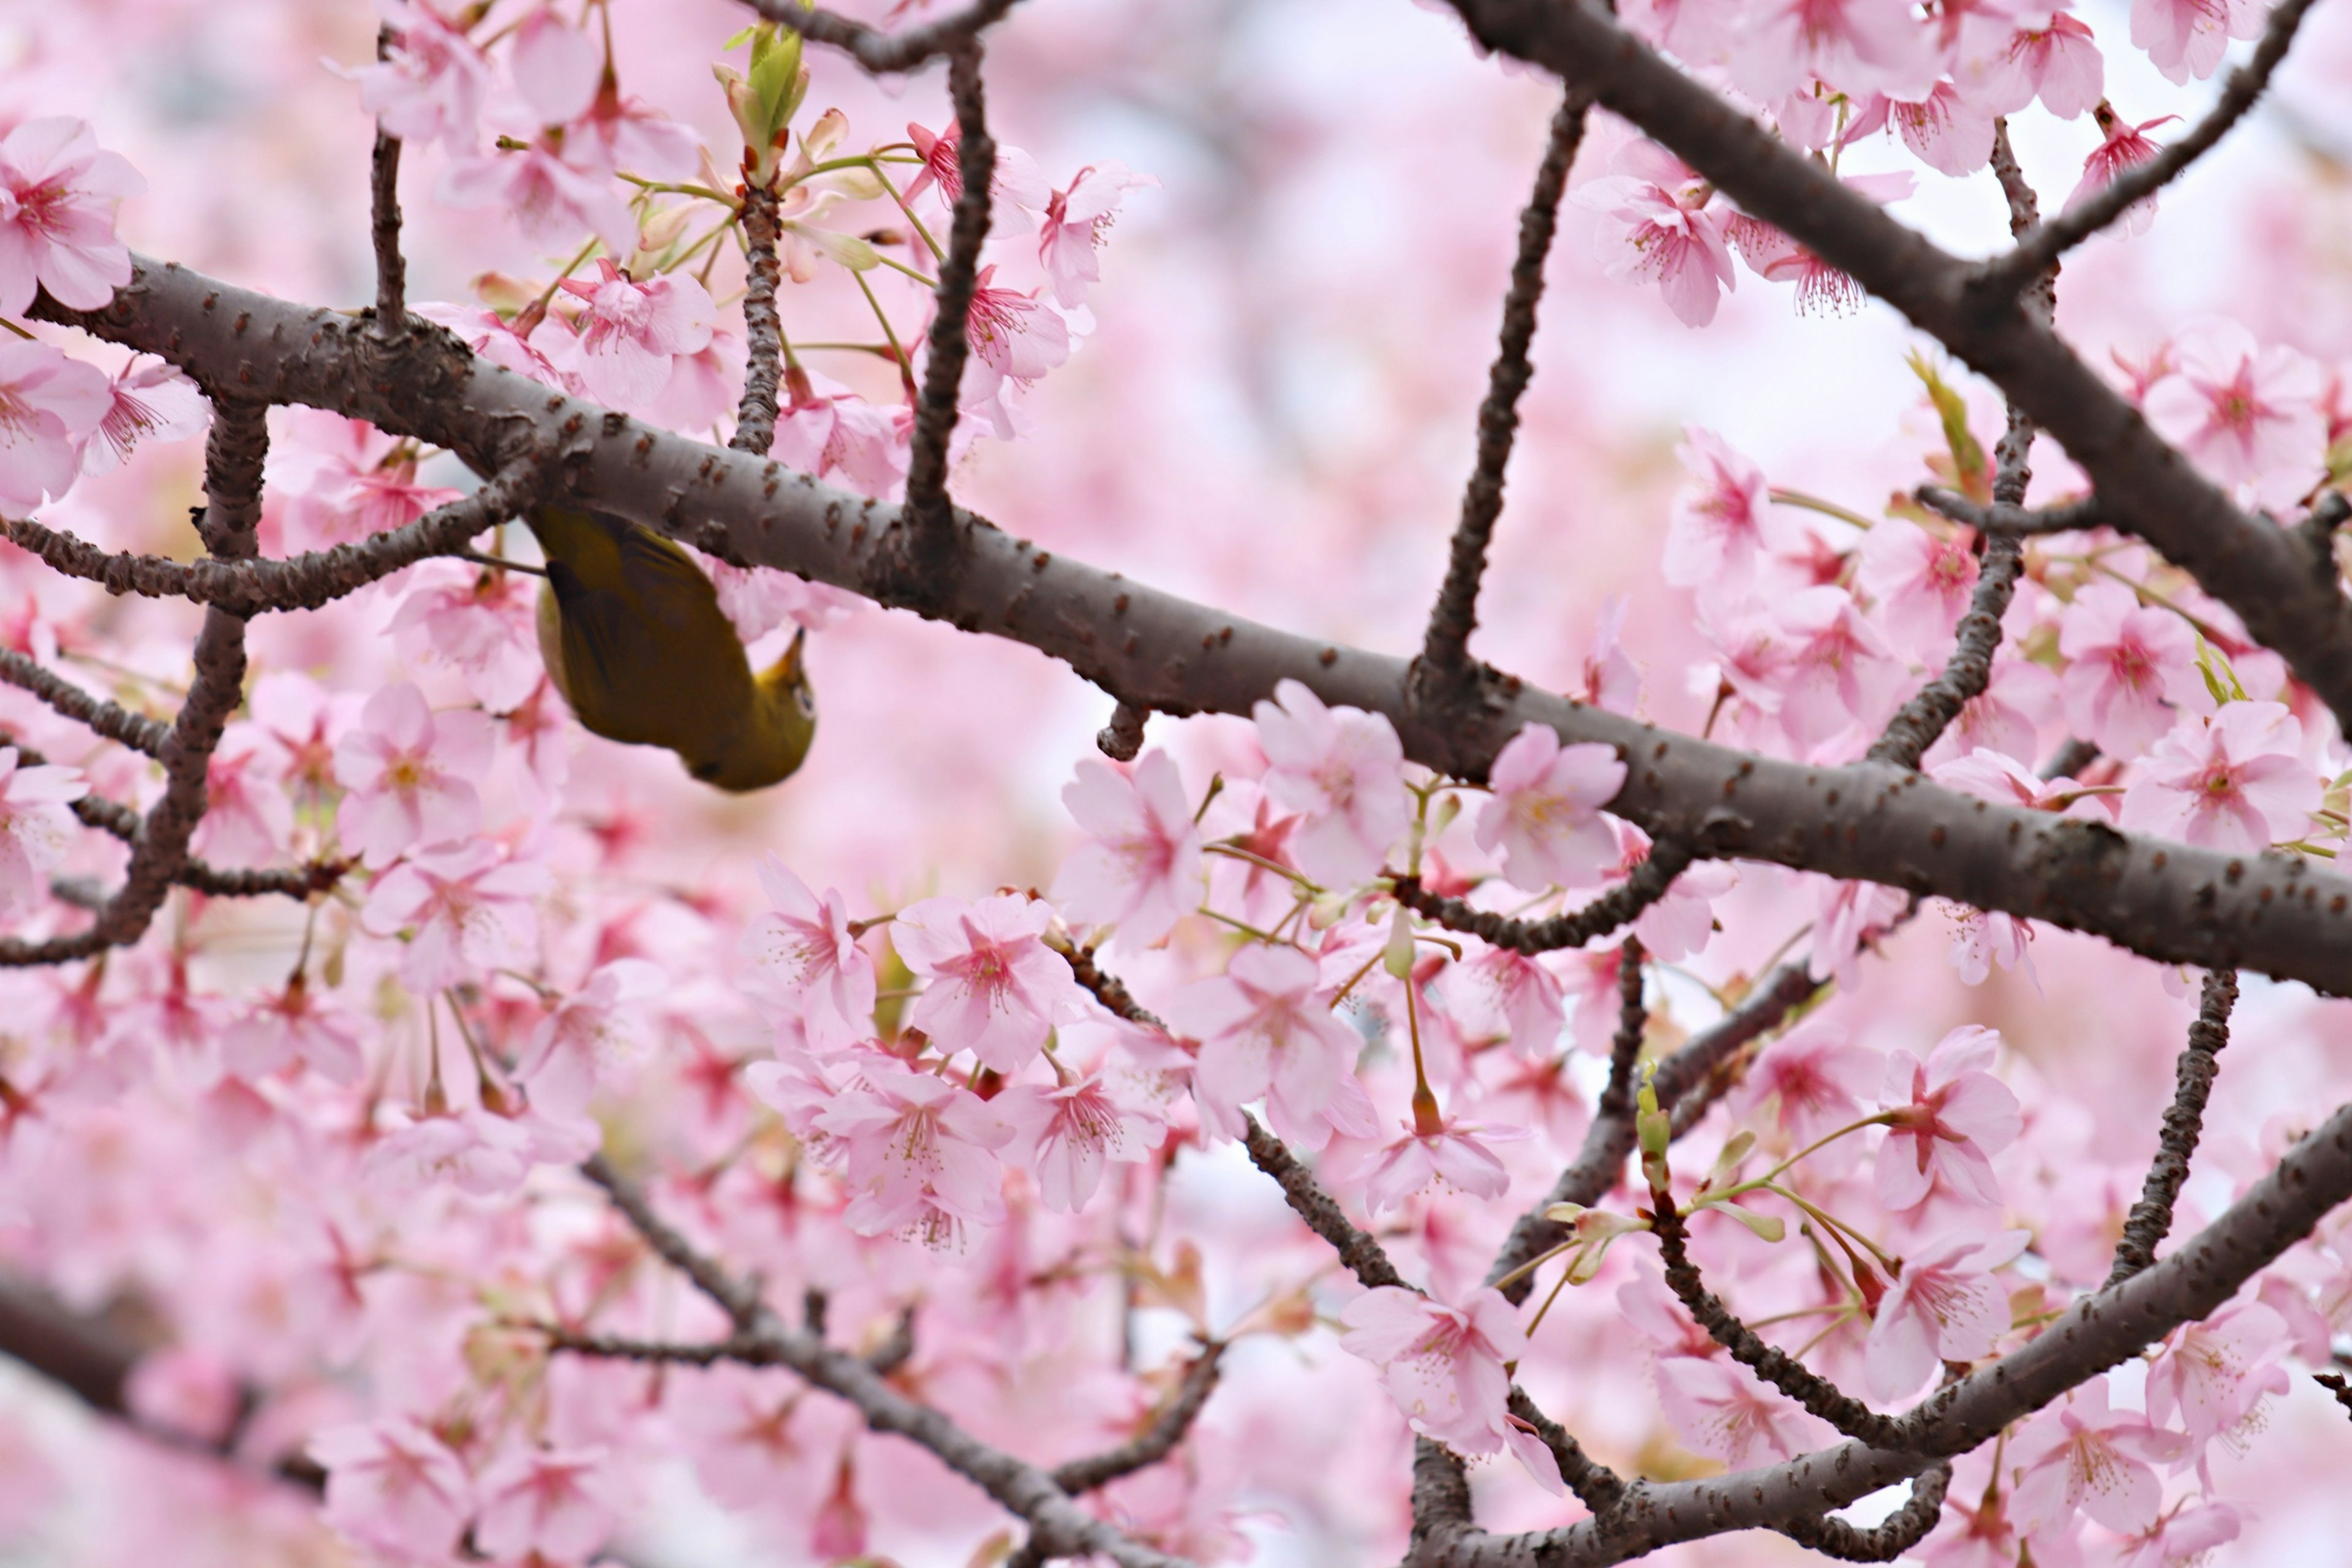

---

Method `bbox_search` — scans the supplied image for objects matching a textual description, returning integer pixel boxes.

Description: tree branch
[1049,1343,1225,1492]
[731,184,785,458]
[1916,485,2103,537]
[1770,1461,1950,1562]
[1420,92,1588,683]
[1392,839,1694,956]
[743,0,1024,74]
[2106,967,2238,1286]
[0,649,168,756]
[368,26,406,339]
[1975,0,2324,298]
[1240,1114,1406,1291]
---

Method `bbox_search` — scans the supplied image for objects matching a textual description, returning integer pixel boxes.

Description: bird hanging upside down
[523,503,816,791]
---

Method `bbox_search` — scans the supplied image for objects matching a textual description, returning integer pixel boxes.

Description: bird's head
[690,628,816,792]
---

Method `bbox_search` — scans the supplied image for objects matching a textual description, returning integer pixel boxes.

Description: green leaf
[1907,350,1989,503]
[1697,1197,1785,1243]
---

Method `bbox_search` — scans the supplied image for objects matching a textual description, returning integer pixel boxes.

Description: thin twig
[731,184,785,458]
[744,0,1023,74]
[1505,1387,1626,1517]
[1240,1114,1404,1290]
[0,650,168,756]
[1420,92,1588,681]
[1050,1343,1225,1492]
[1974,0,2325,299]
[2106,968,2238,1286]
[1392,839,1693,956]
[369,26,407,337]
[1915,486,2103,537]
[1596,935,1647,1122]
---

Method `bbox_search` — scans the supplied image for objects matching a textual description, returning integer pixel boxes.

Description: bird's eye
[692,760,722,781]
[794,687,816,718]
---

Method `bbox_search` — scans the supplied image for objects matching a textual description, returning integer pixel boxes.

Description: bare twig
[1420,92,1588,683]
[0,649,168,756]
[1916,486,2104,537]
[1240,1114,1405,1291]
[2106,968,2238,1286]
[1050,1343,1224,1492]
[1974,0,2324,299]
[743,0,1023,74]
[1392,839,1694,957]
[368,27,406,337]
[731,183,785,458]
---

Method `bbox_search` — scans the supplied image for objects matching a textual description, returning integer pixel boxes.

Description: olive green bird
[524,503,816,791]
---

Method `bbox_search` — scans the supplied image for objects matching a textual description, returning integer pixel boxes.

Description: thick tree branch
[1976,0,2324,299]
[579,1154,1197,1568]
[744,0,1023,74]
[1437,0,2352,748]
[2106,967,2238,1286]
[42,258,2352,996]
[1420,92,1588,682]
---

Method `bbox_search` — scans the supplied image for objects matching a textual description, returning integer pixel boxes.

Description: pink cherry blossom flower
[1939,901,2038,987]
[1253,678,1409,888]
[265,410,462,550]
[2120,701,2319,851]
[1877,1025,2022,1210]
[362,1105,538,1195]
[1921,658,2060,770]
[0,746,86,919]
[2057,580,2200,758]
[513,958,665,1118]
[510,6,601,127]
[960,265,1073,398]
[739,860,878,1052]
[1443,944,1567,1057]
[311,1416,475,1561]
[1856,521,1978,659]
[771,368,911,498]
[1338,1286,1559,1491]
[1167,942,1363,1147]
[124,1346,240,1446]
[2067,105,2178,237]
[1360,1113,1526,1215]
[1930,743,2078,810]
[360,840,548,991]
[2009,1379,2190,1535]
[0,340,109,512]
[1733,0,1939,100]
[1972,15,2104,118]
[1055,756,1205,955]
[80,356,207,476]
[0,118,141,316]
[438,134,636,257]
[1473,723,1626,893]
[1654,1355,1836,1467]
[544,260,717,410]
[1574,595,1644,714]
[1812,876,1911,988]
[332,682,494,867]
[341,1,493,150]
[388,560,542,713]
[1890,83,1996,176]
[410,300,574,390]
[812,1055,1017,1250]
[1732,1019,1882,1147]
[998,1073,1160,1211]
[2143,318,2328,508]
[1037,161,1156,307]
[1865,1229,2030,1400]
[2133,0,2264,82]
[222,973,364,1085]
[2144,1302,2289,1449]
[1771,585,1904,748]
[473,1445,622,1563]
[1728,172,1916,315]
[1665,426,1782,589]
[1617,823,1738,961]
[895,892,1093,1073]
[1574,143,1739,328]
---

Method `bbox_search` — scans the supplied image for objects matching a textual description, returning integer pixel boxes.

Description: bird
[522,502,816,791]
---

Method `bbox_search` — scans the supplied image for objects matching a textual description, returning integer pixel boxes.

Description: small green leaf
[1907,350,1989,503]
[1697,1197,1785,1243]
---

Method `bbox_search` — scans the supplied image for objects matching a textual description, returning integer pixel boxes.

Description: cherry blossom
[959,266,1073,424]
[1877,1025,2023,1209]
[695,552,861,644]
[1654,1355,1836,1467]
[1733,0,1936,105]
[0,340,109,512]
[1359,1114,1525,1215]
[1338,1285,1559,1490]
[510,6,601,128]
[2119,701,2320,851]
[2067,104,2177,236]
[1253,679,1409,888]
[2143,1302,2290,1448]
[439,134,636,257]
[410,300,574,390]
[1728,173,1916,315]
[341,1,493,149]
[311,1416,475,1561]
[998,1073,1161,1211]
[2132,0,2265,82]
[1574,143,1739,328]
[1443,944,1567,1057]
[1616,823,1738,960]
[362,1105,542,1195]
[812,1055,1017,1249]
[2143,319,2328,508]
[1889,83,1996,176]
[1856,521,1978,658]
[2009,1379,2190,1535]
[771,368,911,497]
[79,356,207,476]
[2114,1501,2242,1568]
[1920,658,2059,770]
[512,959,665,1117]
[0,118,141,317]
[548,260,718,410]
[1167,942,1365,1147]
[0,748,86,919]
[265,410,462,550]
[1055,751,1207,950]
[359,840,548,991]
[1970,15,2104,118]
[388,562,542,713]
[1864,1229,2030,1400]
[1732,1019,1882,1147]
[894,893,1093,1073]
[739,860,878,1052]
[1473,723,1626,892]
[1770,585,1904,749]
[1665,427,1784,590]
[332,682,495,867]
[473,1445,622,1563]
[2057,580,2200,758]
[1574,595,1645,714]
[1939,902,2039,987]
[1037,161,1156,307]
[1812,875,1910,989]
[222,971,364,1085]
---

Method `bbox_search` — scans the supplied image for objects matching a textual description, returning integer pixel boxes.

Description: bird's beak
[782,627,807,684]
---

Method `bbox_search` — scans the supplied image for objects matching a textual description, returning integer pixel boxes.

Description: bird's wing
[614,523,723,635]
